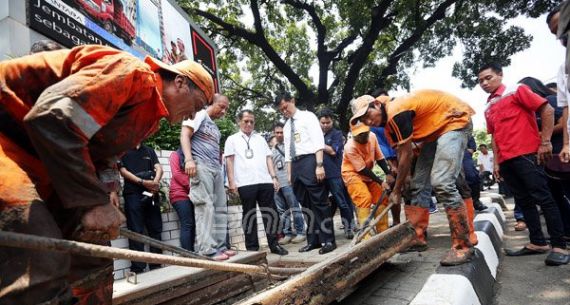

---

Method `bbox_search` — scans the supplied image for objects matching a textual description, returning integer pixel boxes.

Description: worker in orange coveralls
[0,44,214,304]
[351,91,476,266]
[341,121,394,239]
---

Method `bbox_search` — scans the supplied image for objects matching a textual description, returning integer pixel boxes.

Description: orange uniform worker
[351,90,476,266]
[0,45,213,304]
[341,122,393,238]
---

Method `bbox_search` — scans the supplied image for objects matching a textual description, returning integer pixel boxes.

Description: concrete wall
[112,150,268,280]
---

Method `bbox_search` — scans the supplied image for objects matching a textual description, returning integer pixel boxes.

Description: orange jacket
[0,45,168,209]
[385,90,474,147]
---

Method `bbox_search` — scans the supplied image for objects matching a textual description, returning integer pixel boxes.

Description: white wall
[112,150,268,280]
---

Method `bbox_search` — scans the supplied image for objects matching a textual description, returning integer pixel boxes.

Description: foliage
[177,0,558,130]
[473,128,492,148]
[146,119,182,151]
[146,115,240,151]
[472,127,492,161]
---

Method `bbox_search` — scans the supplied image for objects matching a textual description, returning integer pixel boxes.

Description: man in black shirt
[119,144,164,273]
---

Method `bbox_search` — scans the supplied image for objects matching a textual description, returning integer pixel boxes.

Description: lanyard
[241,134,253,150]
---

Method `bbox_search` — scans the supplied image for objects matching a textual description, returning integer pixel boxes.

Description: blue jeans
[124,192,163,273]
[411,126,470,209]
[172,199,196,251]
[326,177,355,230]
[274,185,306,236]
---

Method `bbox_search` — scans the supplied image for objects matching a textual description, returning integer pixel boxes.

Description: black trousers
[500,154,566,249]
[547,177,570,237]
[124,192,163,273]
[238,183,279,250]
[292,154,335,245]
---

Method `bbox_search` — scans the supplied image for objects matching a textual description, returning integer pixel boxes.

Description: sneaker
[223,249,237,257]
[345,231,354,239]
[291,235,306,244]
[429,207,439,214]
[279,235,293,245]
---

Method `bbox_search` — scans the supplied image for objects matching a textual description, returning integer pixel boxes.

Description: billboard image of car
[28,0,219,92]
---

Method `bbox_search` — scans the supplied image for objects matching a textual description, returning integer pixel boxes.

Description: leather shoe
[319,242,336,255]
[298,244,321,253]
[270,245,289,256]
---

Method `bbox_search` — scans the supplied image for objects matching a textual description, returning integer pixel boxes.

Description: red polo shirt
[485,84,546,164]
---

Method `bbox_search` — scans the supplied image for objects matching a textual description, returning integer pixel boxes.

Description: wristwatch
[316,162,324,168]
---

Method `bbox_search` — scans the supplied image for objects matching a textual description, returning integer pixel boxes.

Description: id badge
[245,149,254,159]
[294,132,301,143]
[276,160,284,170]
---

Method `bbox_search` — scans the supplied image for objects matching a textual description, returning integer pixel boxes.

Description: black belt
[291,154,311,162]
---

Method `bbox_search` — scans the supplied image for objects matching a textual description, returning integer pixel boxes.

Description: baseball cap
[350,95,390,125]
[145,57,214,103]
[350,121,370,136]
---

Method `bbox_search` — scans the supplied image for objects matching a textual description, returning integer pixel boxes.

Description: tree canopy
[174,0,556,130]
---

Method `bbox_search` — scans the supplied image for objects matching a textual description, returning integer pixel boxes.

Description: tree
[177,0,557,130]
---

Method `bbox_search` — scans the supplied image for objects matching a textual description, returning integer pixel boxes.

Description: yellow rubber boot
[375,205,389,233]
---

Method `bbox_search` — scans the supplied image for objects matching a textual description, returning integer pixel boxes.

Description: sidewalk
[495,197,570,305]
[336,205,458,305]
[336,194,505,305]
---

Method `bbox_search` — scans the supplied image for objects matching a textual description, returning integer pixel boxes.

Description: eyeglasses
[242,120,255,124]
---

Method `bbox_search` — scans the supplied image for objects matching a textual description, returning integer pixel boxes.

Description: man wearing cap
[352,90,476,266]
[275,92,336,254]
[341,122,393,239]
[0,44,214,304]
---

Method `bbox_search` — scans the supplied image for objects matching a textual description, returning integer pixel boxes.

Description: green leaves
[171,0,558,133]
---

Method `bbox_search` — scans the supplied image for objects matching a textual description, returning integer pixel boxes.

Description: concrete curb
[410,201,505,305]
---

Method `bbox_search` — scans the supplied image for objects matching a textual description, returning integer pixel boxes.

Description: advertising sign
[28,0,219,91]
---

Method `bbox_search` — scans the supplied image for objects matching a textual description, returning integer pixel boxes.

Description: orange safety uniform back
[0,45,168,209]
[384,89,474,147]
[341,132,384,183]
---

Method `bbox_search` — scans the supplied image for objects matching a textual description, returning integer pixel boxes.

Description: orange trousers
[345,177,389,238]
[0,134,113,305]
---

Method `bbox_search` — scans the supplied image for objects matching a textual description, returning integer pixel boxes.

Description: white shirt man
[224,110,288,255]
[275,92,336,255]
[477,147,494,173]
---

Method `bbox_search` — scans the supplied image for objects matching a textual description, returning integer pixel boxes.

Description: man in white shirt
[477,143,496,192]
[275,92,336,255]
[225,110,288,255]
[477,144,494,173]
[548,5,570,163]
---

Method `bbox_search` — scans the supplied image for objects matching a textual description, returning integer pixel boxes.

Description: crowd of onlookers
[117,4,570,273]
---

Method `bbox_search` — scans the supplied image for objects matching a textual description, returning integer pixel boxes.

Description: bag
[545,154,570,180]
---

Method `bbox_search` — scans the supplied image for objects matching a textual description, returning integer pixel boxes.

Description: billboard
[28,0,219,91]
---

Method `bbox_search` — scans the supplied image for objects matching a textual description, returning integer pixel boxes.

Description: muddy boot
[440,206,474,266]
[464,198,479,246]
[403,205,429,252]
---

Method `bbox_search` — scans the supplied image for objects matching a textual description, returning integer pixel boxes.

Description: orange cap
[350,121,370,136]
[145,57,214,103]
